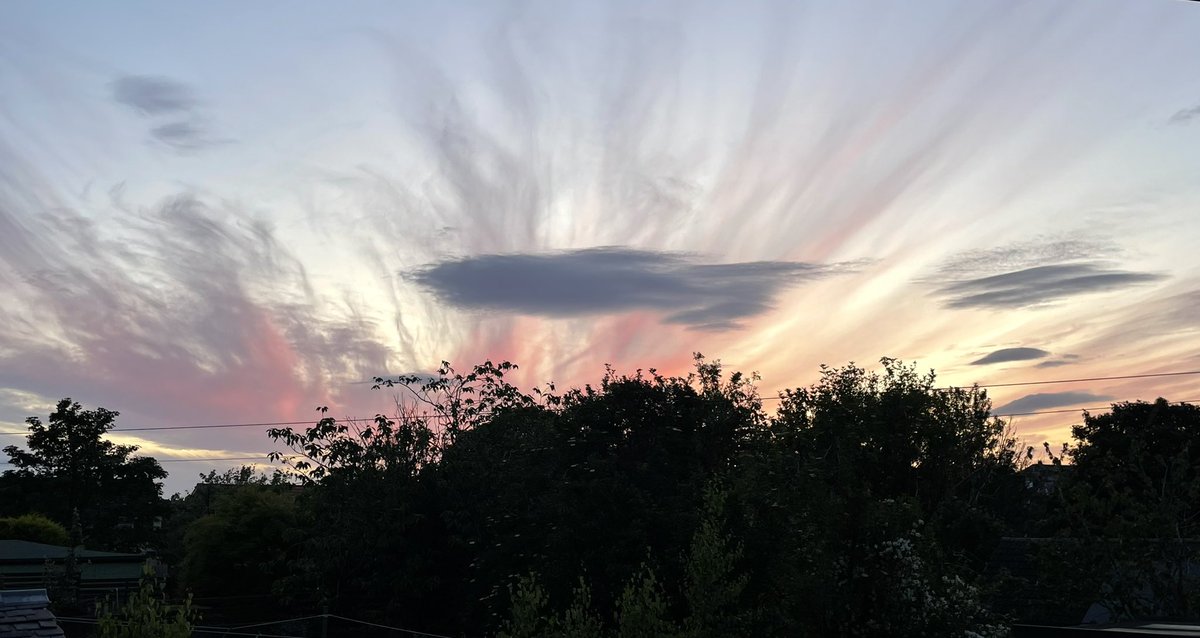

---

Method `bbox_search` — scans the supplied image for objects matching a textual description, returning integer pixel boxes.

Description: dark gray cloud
[1169,103,1200,126]
[935,263,1163,309]
[111,75,196,115]
[994,391,1111,415]
[1035,357,1078,368]
[150,121,217,151]
[971,347,1049,365]
[412,247,848,330]
[110,76,223,152]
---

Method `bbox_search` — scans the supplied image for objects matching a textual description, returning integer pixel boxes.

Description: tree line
[2,356,1199,637]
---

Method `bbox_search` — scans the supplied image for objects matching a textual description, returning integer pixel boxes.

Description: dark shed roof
[0,590,65,638]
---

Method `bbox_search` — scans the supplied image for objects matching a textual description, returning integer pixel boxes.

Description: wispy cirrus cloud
[971,347,1050,365]
[936,239,1113,278]
[0,147,397,427]
[412,247,853,331]
[994,391,1111,415]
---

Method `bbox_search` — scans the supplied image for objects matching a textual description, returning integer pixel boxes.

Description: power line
[325,614,456,638]
[956,369,1200,390]
[0,393,1198,440]
[996,399,1200,418]
[56,617,306,638]
[0,368,1196,440]
[0,455,272,467]
[231,613,459,638]
[117,419,361,432]
[61,613,461,638]
[758,369,1200,400]
[0,412,472,436]
[232,614,329,629]
[4,400,1199,469]
[157,456,271,463]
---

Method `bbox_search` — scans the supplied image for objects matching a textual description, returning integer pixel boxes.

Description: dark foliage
[5,361,1196,636]
[0,398,166,550]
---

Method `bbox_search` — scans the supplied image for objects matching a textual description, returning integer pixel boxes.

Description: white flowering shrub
[837,524,1009,638]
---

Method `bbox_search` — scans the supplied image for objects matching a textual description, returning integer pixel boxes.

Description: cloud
[934,263,1163,309]
[994,391,1111,415]
[411,247,848,330]
[111,75,196,115]
[929,237,1163,309]
[1035,358,1076,368]
[971,347,1049,365]
[0,147,398,427]
[1169,103,1200,126]
[110,75,223,152]
[936,239,1113,279]
[150,120,220,151]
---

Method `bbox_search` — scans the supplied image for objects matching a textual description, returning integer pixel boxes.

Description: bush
[0,513,69,545]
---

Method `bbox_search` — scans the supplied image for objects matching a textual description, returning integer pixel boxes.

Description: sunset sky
[2,1,1199,492]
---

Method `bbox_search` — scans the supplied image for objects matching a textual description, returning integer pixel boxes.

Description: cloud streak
[935,263,1163,309]
[412,248,849,330]
[111,75,196,115]
[1036,357,1079,368]
[994,391,1111,415]
[110,75,223,151]
[1169,103,1200,126]
[971,347,1049,365]
[149,120,214,151]
[0,148,397,426]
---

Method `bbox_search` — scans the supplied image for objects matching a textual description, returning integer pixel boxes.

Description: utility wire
[231,613,458,638]
[325,614,456,638]
[758,369,1200,400]
[0,455,272,466]
[954,369,1200,390]
[59,612,458,638]
[995,399,1200,418]
[4,400,1198,468]
[0,369,1195,448]
[157,456,272,463]
[0,366,1195,436]
[231,614,329,629]
[0,369,1197,441]
[55,617,306,638]
[118,419,368,432]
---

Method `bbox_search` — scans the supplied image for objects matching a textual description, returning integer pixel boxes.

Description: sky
[2,0,1199,494]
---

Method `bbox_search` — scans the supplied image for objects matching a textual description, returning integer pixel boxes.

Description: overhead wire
[0,368,1194,435]
[55,617,306,638]
[1,368,1198,468]
[757,369,1200,400]
[995,399,1200,417]
[953,369,1200,390]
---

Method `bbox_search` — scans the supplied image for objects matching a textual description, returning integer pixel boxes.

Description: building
[0,589,65,638]
[0,540,151,608]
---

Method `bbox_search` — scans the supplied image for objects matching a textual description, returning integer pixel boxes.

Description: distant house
[1013,621,1200,636]
[0,589,65,638]
[0,540,152,607]
[989,536,1200,629]
[1022,462,1069,495]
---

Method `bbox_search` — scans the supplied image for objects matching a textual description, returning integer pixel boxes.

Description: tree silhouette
[0,398,166,549]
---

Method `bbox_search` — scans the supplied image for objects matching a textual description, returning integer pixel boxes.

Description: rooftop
[0,540,144,563]
[0,590,65,638]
